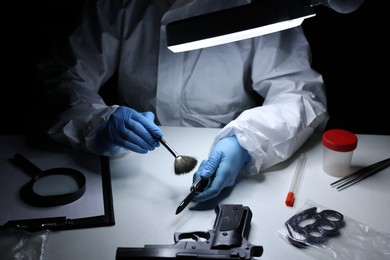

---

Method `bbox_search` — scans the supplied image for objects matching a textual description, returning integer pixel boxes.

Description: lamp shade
[166,0,315,53]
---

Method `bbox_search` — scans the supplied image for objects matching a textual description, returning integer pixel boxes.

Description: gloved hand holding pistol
[95,106,163,154]
[192,136,250,202]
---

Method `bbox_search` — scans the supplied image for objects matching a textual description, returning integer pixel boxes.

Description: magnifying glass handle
[11,153,43,178]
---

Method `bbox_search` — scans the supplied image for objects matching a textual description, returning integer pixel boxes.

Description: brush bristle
[174,155,198,175]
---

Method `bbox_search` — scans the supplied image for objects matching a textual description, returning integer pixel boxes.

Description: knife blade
[175,178,209,215]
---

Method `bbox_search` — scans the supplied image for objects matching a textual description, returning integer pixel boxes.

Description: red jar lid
[322,129,358,152]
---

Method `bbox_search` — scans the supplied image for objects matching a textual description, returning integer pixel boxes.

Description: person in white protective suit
[36,0,328,202]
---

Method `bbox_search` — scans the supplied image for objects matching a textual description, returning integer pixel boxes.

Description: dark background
[1,0,388,135]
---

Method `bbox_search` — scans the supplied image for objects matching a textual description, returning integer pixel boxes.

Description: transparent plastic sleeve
[279,200,390,259]
[0,228,51,260]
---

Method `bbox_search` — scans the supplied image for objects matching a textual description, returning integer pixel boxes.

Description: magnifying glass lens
[32,174,82,196]
[12,153,87,206]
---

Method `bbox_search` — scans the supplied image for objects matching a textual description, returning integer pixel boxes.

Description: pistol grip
[211,204,252,249]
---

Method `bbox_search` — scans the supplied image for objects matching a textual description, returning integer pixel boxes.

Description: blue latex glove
[192,136,250,202]
[95,106,162,154]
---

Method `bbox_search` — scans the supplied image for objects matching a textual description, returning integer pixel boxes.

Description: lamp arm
[309,0,365,13]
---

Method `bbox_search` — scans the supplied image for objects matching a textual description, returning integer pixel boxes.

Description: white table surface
[2,126,390,259]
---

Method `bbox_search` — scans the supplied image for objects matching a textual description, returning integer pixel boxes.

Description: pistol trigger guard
[174,231,210,243]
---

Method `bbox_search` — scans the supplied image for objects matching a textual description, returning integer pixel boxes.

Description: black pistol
[116,204,263,259]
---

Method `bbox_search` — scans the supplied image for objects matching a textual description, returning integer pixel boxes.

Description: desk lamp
[166,0,365,53]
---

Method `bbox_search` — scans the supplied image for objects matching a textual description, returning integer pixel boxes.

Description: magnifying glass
[11,153,86,207]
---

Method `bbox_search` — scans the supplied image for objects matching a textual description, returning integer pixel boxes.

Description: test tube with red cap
[285,153,307,207]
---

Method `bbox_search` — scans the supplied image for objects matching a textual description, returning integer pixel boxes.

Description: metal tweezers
[331,157,390,191]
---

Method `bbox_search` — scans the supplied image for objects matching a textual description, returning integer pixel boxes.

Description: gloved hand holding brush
[192,136,250,202]
[95,106,162,155]
[95,106,197,174]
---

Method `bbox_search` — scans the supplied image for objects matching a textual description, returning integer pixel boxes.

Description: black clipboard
[0,137,115,232]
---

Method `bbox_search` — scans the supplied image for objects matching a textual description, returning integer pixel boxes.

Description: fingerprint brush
[158,137,198,175]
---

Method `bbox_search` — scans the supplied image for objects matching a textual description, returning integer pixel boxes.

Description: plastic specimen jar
[322,129,358,177]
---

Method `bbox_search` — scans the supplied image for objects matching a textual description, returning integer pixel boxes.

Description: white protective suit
[38,0,328,176]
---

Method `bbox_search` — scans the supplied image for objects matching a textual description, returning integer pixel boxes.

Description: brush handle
[158,137,179,158]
